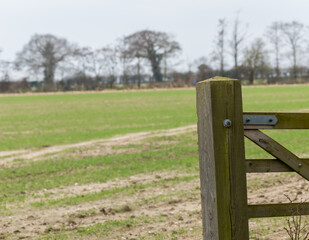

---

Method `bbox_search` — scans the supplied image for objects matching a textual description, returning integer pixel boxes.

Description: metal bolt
[299,163,302,167]
[269,118,273,123]
[223,119,232,128]
[246,118,250,123]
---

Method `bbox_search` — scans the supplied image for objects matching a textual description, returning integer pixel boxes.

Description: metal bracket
[243,115,278,126]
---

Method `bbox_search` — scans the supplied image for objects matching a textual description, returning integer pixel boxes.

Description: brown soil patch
[247,173,309,204]
[23,171,194,206]
[0,171,200,239]
[3,171,309,239]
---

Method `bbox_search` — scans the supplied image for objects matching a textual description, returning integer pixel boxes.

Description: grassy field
[0,85,309,151]
[0,90,194,151]
[0,85,309,239]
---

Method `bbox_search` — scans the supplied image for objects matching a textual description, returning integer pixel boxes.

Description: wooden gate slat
[244,130,309,181]
[248,203,309,218]
[244,112,309,129]
[246,159,309,173]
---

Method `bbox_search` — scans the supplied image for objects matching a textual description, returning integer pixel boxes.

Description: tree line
[1,19,309,92]
[0,30,182,92]
[211,18,309,85]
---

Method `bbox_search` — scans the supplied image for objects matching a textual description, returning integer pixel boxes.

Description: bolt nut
[223,119,232,128]
[299,163,302,167]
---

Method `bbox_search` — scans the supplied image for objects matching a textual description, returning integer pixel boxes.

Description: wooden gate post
[196,77,249,240]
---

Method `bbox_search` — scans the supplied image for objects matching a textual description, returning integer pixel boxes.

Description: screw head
[299,163,302,167]
[223,119,232,128]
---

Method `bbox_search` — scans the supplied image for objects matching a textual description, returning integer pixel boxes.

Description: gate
[196,77,309,240]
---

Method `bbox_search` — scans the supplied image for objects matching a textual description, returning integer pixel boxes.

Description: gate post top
[197,76,239,84]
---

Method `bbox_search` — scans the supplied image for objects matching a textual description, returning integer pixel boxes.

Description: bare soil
[3,171,309,239]
[0,171,201,240]
[1,125,309,239]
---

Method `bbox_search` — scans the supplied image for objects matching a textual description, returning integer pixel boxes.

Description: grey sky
[1,0,309,71]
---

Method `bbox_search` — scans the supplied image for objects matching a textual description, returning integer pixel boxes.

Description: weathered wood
[244,112,309,129]
[244,130,309,181]
[246,159,293,172]
[196,77,249,240]
[246,158,309,173]
[248,203,309,218]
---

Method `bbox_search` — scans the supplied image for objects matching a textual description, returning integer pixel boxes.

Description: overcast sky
[1,0,309,70]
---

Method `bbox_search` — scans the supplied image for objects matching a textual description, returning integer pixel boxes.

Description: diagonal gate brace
[244,129,309,181]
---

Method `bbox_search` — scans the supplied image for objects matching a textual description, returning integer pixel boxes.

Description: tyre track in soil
[0,124,197,167]
[1,124,306,239]
[0,124,198,239]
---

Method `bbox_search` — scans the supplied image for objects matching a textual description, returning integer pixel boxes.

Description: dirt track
[0,124,197,167]
[1,125,309,239]
[0,125,200,239]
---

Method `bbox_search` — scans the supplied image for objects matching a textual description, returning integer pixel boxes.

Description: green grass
[37,211,196,240]
[0,133,199,208]
[0,85,308,151]
[30,175,198,209]
[37,219,138,240]
[38,213,181,240]
[0,127,307,210]
[0,90,195,151]
[0,85,309,239]
[0,85,308,209]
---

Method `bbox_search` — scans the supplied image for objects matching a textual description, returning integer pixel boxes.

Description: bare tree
[0,61,13,81]
[0,49,4,78]
[65,47,98,90]
[212,18,227,76]
[117,38,132,86]
[100,46,118,88]
[119,39,144,88]
[123,30,181,82]
[281,21,305,80]
[243,38,267,84]
[74,47,93,76]
[265,22,283,83]
[0,50,12,82]
[72,47,105,87]
[230,16,247,79]
[68,46,118,89]
[16,34,76,90]
[193,57,214,81]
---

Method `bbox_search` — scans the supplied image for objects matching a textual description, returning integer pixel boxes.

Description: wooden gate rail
[196,77,309,240]
[243,112,309,129]
[246,158,309,173]
[248,203,309,218]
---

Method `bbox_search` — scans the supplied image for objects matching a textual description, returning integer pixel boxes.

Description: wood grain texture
[196,77,249,240]
[246,159,309,173]
[248,203,309,218]
[244,130,309,181]
[243,112,309,129]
